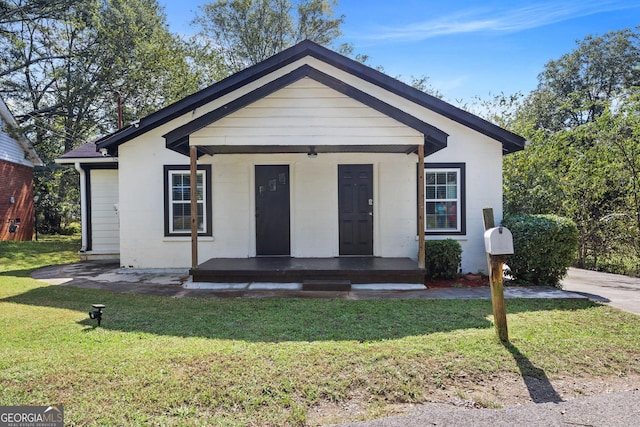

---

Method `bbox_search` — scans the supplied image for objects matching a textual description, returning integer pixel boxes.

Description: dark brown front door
[338,164,373,255]
[255,165,290,256]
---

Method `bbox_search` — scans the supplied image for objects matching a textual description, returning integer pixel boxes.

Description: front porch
[190,257,425,288]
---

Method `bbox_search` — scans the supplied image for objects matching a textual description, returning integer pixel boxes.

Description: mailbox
[484,227,514,255]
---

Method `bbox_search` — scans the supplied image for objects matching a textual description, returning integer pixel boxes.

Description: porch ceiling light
[307,146,318,158]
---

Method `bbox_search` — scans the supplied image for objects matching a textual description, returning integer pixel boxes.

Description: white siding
[191,78,423,147]
[0,129,33,167]
[90,169,119,253]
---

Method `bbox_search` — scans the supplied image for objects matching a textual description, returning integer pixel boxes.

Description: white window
[164,165,211,236]
[424,164,465,234]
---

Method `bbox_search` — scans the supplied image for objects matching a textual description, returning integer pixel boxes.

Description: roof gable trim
[97,40,523,155]
[164,64,448,157]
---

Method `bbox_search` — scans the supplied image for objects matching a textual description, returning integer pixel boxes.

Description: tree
[503,28,640,274]
[0,0,203,232]
[523,28,640,133]
[193,0,344,73]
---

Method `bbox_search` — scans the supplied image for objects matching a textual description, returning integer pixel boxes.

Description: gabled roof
[164,64,449,156]
[0,95,43,167]
[96,40,525,155]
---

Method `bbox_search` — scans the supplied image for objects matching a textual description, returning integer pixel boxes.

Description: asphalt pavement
[333,390,640,427]
[561,267,640,315]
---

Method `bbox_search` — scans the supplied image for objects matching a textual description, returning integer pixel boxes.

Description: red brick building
[0,96,42,241]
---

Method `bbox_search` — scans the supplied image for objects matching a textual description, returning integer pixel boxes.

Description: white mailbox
[484,227,514,255]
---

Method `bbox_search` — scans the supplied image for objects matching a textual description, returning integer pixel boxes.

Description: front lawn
[1,237,639,426]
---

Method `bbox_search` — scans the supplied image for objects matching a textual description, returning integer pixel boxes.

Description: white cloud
[357,1,637,42]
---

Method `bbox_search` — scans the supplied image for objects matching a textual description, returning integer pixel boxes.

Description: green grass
[1,236,640,425]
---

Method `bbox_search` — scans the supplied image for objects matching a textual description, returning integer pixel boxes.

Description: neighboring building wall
[0,159,34,241]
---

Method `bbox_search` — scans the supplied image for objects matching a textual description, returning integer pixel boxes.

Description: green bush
[61,222,82,236]
[501,214,578,287]
[424,239,462,279]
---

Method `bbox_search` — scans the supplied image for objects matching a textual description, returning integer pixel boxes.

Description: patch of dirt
[426,273,489,288]
[425,372,640,409]
[307,373,640,426]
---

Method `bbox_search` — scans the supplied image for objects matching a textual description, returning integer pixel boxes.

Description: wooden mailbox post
[482,208,512,342]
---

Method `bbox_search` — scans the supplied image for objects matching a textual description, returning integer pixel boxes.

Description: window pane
[172,202,205,232]
[446,184,457,199]
[197,203,204,230]
[426,186,435,199]
[426,173,435,185]
[444,201,457,229]
[196,175,204,201]
[172,203,190,231]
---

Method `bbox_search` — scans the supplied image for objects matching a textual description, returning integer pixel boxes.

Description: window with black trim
[424,163,465,235]
[164,165,212,236]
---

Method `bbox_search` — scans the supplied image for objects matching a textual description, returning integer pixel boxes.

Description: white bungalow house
[57,41,524,286]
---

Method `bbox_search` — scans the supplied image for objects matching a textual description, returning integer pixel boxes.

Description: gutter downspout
[75,162,88,252]
[417,144,425,269]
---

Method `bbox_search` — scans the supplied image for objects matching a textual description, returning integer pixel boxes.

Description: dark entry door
[255,165,290,256]
[338,164,373,255]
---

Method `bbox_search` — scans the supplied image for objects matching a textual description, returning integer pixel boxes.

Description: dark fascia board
[96,41,322,154]
[97,40,524,155]
[304,43,526,154]
[197,144,417,156]
[164,64,448,157]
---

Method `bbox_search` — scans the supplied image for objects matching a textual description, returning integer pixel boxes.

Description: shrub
[424,239,462,279]
[501,214,578,287]
[61,222,82,235]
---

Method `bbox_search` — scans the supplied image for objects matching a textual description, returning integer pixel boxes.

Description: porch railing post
[417,144,426,269]
[190,144,198,270]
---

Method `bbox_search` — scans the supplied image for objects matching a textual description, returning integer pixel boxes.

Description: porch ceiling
[195,144,418,156]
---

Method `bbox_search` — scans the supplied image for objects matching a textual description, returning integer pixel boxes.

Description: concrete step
[302,279,351,291]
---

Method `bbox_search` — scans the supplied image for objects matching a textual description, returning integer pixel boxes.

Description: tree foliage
[0,0,203,233]
[193,0,344,72]
[503,27,640,274]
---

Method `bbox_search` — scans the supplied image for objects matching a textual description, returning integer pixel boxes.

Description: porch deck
[190,257,425,285]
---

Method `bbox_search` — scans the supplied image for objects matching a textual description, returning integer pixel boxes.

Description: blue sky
[159,0,640,104]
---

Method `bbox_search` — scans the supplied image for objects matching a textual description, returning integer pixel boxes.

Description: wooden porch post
[417,144,426,269]
[190,145,198,270]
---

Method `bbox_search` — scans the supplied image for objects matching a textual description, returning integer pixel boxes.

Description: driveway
[561,267,640,315]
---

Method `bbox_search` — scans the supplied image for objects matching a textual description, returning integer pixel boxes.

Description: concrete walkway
[31,261,586,301]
